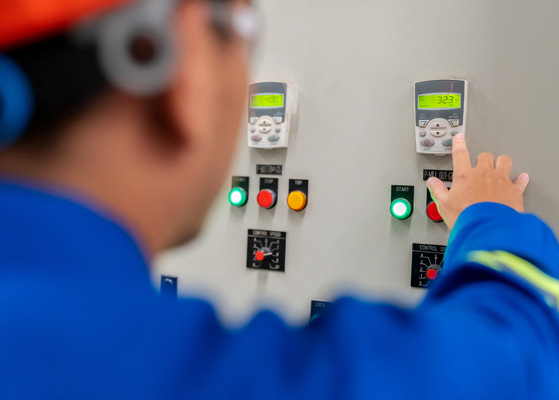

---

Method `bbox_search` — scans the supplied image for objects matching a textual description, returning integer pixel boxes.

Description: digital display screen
[418,94,461,109]
[250,94,284,108]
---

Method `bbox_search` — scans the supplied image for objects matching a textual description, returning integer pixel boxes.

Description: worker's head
[0,0,257,254]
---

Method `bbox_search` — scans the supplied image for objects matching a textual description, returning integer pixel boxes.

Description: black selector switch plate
[160,276,178,299]
[287,179,309,211]
[258,177,279,209]
[289,179,309,196]
[390,185,414,219]
[426,188,443,222]
[426,188,434,204]
[260,177,278,193]
[247,229,286,272]
[391,185,414,203]
[232,176,249,194]
[411,243,446,288]
[310,300,332,323]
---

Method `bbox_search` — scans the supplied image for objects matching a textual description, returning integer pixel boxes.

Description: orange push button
[287,190,307,211]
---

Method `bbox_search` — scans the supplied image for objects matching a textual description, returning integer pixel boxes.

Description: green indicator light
[229,187,248,207]
[390,198,412,220]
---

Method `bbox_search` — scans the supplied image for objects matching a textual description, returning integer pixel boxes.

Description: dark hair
[5,34,108,148]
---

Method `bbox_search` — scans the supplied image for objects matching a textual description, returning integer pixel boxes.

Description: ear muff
[95,0,177,96]
[0,53,33,147]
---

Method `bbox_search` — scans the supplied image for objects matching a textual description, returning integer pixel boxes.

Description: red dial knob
[257,189,277,209]
[426,201,443,222]
[255,248,273,262]
[426,268,438,280]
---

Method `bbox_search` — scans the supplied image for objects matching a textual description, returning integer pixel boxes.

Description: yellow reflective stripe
[468,251,559,310]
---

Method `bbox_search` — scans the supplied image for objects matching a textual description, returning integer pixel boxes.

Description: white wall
[153,0,559,326]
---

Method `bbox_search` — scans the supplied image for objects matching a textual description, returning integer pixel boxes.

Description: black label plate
[256,165,283,175]
[310,300,332,322]
[160,276,178,299]
[411,243,446,289]
[423,169,453,182]
[247,229,286,272]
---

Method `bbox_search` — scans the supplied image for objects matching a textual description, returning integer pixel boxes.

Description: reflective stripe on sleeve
[468,251,559,311]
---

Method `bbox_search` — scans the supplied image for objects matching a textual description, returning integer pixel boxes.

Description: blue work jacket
[0,180,558,399]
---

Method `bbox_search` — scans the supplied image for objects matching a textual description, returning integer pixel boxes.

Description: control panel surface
[155,0,559,325]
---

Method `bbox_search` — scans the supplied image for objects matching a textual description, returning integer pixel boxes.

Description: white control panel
[248,81,297,149]
[156,0,559,325]
[415,80,468,155]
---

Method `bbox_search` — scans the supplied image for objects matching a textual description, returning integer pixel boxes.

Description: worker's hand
[426,134,530,230]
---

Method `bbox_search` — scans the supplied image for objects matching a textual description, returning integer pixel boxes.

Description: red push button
[257,189,277,209]
[426,268,438,280]
[426,201,443,222]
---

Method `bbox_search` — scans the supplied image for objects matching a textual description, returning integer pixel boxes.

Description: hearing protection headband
[0,0,258,147]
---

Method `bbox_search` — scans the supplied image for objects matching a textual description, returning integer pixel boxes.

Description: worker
[0,0,557,399]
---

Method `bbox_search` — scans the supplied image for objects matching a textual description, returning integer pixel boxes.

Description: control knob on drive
[426,266,440,280]
[255,248,273,263]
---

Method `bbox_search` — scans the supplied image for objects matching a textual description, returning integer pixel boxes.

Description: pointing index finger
[452,134,471,172]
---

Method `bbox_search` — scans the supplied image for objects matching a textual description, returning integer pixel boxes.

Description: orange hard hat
[0,0,135,50]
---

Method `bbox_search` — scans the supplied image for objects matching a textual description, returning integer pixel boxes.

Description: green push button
[390,198,412,220]
[229,187,248,207]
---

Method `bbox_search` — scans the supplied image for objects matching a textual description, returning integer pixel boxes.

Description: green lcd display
[251,94,285,108]
[418,93,461,109]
